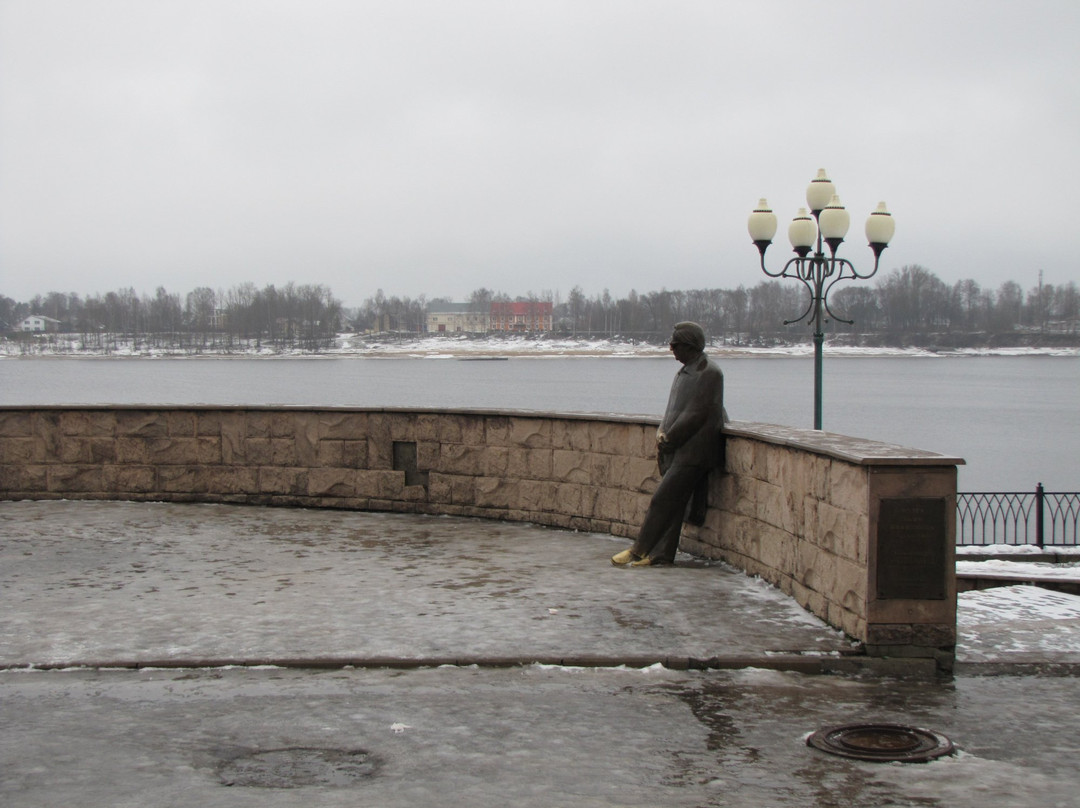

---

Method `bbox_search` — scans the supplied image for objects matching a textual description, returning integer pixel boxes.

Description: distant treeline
[2,282,344,351]
[2,265,1078,350]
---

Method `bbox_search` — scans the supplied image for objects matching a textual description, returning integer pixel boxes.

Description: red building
[490,301,553,332]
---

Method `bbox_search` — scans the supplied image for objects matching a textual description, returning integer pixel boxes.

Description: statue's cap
[669,322,705,351]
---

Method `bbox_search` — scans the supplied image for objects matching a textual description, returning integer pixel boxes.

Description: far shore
[3,335,1078,360]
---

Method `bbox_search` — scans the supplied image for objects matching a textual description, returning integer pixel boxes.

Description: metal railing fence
[956,484,1080,546]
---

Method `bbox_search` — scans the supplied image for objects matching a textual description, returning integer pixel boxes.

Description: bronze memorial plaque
[876,498,947,600]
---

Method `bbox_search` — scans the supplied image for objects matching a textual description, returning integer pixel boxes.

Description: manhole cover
[807,723,954,763]
[217,747,377,788]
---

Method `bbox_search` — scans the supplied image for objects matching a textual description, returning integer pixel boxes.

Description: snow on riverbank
[4,332,1079,359]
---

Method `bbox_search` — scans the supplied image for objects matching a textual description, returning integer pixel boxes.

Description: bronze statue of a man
[611,321,725,567]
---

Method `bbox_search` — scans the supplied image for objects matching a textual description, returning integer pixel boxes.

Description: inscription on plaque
[876,498,947,600]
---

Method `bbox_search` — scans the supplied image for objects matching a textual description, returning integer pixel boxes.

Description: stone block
[509,417,551,448]
[113,465,157,494]
[814,501,866,563]
[208,466,259,495]
[217,413,246,463]
[507,447,553,480]
[317,439,346,468]
[549,419,593,452]
[621,489,650,527]
[448,474,477,506]
[611,455,659,492]
[447,414,486,445]
[342,440,369,469]
[810,455,831,500]
[837,606,865,641]
[475,476,519,510]
[761,443,786,485]
[415,439,439,470]
[88,437,118,464]
[321,411,369,440]
[58,437,92,464]
[0,411,32,437]
[414,413,441,442]
[116,410,169,437]
[269,438,298,466]
[32,412,62,456]
[553,482,587,517]
[481,445,510,477]
[258,466,308,496]
[482,415,513,446]
[587,422,632,456]
[758,528,796,574]
[865,623,913,646]
[517,479,559,512]
[398,480,429,502]
[911,623,956,647]
[352,469,400,498]
[0,463,47,492]
[308,468,358,497]
[193,410,224,436]
[270,411,296,438]
[588,488,619,522]
[197,436,221,465]
[157,466,209,494]
[245,412,273,438]
[426,472,451,504]
[724,437,752,476]
[367,434,393,469]
[827,461,868,512]
[243,438,273,466]
[48,465,104,493]
[59,410,116,437]
[554,449,614,487]
[167,411,196,437]
[776,451,816,503]
[748,442,773,482]
[756,480,788,531]
[551,448,593,484]
[146,438,201,465]
[441,443,488,476]
[292,413,321,465]
[0,437,44,464]
[115,437,150,464]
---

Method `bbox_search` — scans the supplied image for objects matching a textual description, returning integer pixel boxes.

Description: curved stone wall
[0,405,961,665]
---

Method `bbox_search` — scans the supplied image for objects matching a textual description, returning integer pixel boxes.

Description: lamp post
[748,169,895,430]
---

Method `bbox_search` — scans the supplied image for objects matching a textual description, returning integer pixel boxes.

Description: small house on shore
[19,315,62,333]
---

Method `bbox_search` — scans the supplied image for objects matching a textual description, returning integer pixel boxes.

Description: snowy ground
[958,545,1080,578]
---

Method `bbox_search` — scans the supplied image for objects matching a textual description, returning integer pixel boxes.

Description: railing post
[1036,482,1045,548]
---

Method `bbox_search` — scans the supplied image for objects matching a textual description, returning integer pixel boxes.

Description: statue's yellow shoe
[611,549,638,566]
[629,556,653,567]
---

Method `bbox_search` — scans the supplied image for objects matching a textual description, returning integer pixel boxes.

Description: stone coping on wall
[724,420,966,468]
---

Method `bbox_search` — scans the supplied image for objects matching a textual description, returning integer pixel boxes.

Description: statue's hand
[656,429,669,449]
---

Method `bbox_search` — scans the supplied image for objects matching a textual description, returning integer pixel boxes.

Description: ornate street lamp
[748,169,895,430]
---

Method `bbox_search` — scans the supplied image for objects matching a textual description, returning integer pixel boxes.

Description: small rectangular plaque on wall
[876,497,947,600]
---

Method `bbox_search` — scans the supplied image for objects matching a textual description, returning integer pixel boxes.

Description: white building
[19,315,62,332]
[426,303,490,333]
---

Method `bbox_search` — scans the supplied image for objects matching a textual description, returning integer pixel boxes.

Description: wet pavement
[2,500,1080,807]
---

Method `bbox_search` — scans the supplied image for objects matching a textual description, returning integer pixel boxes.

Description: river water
[1,355,1077,493]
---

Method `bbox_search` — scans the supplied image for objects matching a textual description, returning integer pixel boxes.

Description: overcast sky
[2,0,1078,308]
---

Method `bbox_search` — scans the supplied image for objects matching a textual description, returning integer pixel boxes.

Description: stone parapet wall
[0,407,659,538]
[0,406,961,663]
[681,423,960,664]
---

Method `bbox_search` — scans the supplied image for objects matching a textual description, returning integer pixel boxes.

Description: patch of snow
[957,559,1080,579]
